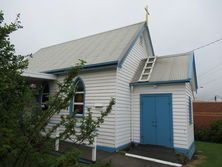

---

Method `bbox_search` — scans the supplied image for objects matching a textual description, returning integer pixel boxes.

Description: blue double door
[140,94,173,148]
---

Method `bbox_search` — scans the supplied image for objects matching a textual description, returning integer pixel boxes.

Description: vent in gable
[138,57,156,82]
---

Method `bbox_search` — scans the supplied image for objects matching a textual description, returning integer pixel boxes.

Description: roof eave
[117,23,146,67]
[22,71,57,80]
[43,60,118,75]
[117,23,155,68]
[130,79,190,87]
[188,52,198,90]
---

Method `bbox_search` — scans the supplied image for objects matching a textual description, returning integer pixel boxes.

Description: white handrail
[54,128,97,162]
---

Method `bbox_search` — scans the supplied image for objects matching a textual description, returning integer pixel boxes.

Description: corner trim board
[175,142,195,159]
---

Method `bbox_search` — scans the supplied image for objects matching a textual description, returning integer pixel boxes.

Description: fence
[193,101,222,128]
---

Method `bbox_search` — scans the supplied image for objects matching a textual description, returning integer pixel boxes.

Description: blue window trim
[69,76,85,118]
[189,96,192,125]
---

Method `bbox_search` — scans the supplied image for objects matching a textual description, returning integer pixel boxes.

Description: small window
[70,77,85,117]
[189,97,192,125]
[41,82,49,110]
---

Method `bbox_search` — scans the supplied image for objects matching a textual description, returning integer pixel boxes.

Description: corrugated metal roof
[132,52,191,83]
[28,22,145,72]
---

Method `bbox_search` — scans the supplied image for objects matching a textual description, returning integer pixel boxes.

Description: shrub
[209,120,222,143]
[195,120,222,143]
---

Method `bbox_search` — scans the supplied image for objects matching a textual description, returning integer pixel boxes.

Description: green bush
[195,128,210,141]
[195,120,222,143]
[209,120,222,143]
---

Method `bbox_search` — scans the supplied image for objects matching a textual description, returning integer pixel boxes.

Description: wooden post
[92,134,97,162]
[55,128,60,151]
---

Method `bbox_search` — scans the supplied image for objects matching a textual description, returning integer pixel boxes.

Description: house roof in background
[22,71,57,80]
[27,22,146,72]
[131,52,198,89]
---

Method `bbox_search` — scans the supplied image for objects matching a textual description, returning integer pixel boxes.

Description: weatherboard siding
[131,84,189,149]
[115,33,149,147]
[48,69,117,147]
[185,83,195,147]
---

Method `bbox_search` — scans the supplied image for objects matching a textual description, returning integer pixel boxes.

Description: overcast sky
[1,0,222,100]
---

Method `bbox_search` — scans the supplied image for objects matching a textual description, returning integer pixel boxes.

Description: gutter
[43,61,118,75]
[22,71,57,80]
[130,79,191,87]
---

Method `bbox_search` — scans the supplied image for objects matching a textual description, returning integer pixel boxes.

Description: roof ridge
[39,21,145,51]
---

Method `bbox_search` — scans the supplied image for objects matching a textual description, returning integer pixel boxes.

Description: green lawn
[194,141,222,167]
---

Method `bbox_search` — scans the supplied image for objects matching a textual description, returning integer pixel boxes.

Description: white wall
[185,83,195,147]
[131,84,191,149]
[115,31,149,147]
[46,27,155,149]
[48,68,117,147]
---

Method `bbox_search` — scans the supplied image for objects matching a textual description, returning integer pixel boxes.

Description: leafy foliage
[195,120,222,143]
[0,11,115,167]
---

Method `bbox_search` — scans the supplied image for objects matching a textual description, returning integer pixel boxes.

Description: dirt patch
[184,152,206,167]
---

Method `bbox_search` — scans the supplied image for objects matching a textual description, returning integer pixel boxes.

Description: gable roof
[131,52,198,91]
[28,22,147,73]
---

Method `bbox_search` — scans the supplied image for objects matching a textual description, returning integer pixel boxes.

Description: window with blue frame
[70,77,85,117]
[189,96,192,125]
[41,82,50,110]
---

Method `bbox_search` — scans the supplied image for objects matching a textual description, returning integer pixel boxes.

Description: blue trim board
[175,142,195,160]
[117,23,156,67]
[97,141,195,159]
[97,143,131,152]
[118,23,146,67]
[41,23,156,73]
[188,53,194,80]
[193,53,198,89]
[130,79,190,86]
[44,61,118,75]
[188,52,198,90]
[145,25,155,57]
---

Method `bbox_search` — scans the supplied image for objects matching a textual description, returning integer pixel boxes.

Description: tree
[0,11,115,167]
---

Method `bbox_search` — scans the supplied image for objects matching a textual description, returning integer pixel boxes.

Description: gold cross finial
[145,5,150,23]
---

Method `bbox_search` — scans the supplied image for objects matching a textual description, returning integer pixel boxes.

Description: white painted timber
[185,83,195,147]
[115,32,149,147]
[47,69,117,148]
[131,84,189,149]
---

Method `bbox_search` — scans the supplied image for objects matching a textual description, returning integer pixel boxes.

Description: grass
[187,141,222,167]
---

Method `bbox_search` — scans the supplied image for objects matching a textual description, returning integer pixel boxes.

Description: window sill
[75,114,84,118]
